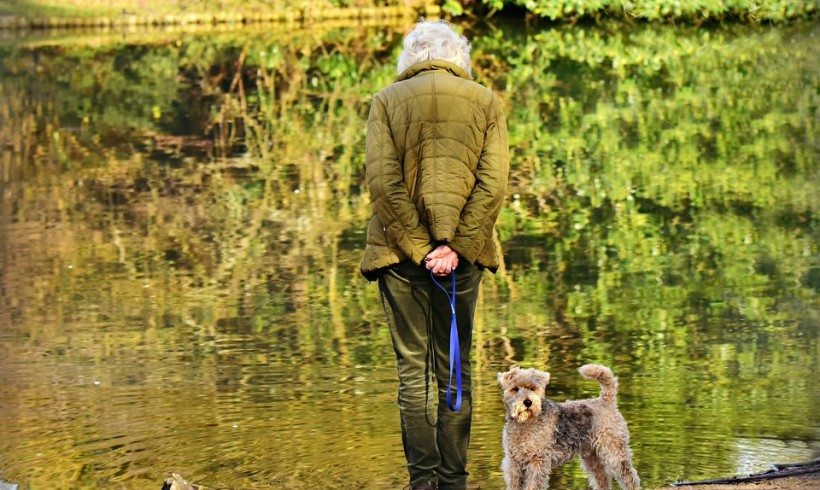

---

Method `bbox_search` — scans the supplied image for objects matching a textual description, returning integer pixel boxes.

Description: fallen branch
[772,459,820,470]
[671,459,820,487]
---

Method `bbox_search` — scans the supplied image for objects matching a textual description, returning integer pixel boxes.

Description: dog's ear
[497,366,519,389]
[537,371,551,387]
[497,370,510,389]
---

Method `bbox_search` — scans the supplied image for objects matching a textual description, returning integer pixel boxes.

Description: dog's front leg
[502,455,525,490]
[523,457,551,490]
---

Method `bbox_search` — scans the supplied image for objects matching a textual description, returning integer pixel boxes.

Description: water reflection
[0,18,818,490]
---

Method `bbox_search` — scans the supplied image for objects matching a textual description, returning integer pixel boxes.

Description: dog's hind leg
[580,450,612,490]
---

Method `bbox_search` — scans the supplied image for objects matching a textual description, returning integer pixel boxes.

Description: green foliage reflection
[0,20,817,489]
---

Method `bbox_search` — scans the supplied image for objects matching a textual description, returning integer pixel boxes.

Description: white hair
[397,20,472,78]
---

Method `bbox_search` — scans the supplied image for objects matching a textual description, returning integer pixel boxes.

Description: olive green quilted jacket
[361,59,510,280]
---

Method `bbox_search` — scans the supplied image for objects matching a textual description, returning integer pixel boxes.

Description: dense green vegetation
[0,19,817,489]
[465,0,817,21]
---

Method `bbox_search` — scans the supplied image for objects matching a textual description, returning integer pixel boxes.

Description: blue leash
[430,269,461,411]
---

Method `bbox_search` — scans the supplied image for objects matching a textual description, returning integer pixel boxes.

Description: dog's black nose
[524,399,532,408]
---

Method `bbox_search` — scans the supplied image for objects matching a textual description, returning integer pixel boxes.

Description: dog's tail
[579,364,618,404]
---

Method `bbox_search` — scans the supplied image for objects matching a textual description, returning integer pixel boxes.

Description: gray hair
[397,20,472,78]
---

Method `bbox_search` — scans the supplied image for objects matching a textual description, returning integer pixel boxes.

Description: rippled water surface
[0,18,818,489]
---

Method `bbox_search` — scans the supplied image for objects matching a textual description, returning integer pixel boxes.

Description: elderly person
[361,20,509,490]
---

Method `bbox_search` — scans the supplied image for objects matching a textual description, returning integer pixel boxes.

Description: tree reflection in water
[0,19,817,489]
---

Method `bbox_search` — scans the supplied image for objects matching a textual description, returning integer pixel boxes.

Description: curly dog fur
[497,364,640,490]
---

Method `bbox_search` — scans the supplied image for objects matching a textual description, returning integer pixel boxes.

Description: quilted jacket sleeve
[449,93,510,263]
[365,95,433,265]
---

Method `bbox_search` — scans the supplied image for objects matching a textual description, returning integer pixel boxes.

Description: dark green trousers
[377,260,483,490]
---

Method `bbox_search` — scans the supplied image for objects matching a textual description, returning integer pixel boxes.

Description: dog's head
[497,366,551,423]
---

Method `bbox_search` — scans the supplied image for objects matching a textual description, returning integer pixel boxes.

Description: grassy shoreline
[0,1,422,18]
[0,1,438,28]
[3,0,815,26]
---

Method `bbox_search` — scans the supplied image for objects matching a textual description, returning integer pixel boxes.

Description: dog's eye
[511,387,519,393]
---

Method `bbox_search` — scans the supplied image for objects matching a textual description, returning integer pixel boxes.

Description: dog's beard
[510,394,542,423]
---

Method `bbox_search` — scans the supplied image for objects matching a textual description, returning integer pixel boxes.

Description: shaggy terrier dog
[497,364,640,490]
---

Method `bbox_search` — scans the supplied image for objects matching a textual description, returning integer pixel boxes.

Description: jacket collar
[397,59,472,82]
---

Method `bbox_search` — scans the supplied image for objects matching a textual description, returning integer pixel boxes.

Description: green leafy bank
[451,0,816,21]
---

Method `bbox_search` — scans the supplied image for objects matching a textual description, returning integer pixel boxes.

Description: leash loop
[430,269,461,411]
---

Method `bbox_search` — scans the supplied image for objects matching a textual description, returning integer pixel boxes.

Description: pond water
[0,17,817,490]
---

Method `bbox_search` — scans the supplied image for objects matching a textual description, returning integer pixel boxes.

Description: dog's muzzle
[509,394,541,423]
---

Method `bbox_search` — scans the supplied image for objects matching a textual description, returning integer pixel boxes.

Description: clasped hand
[425,244,459,276]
